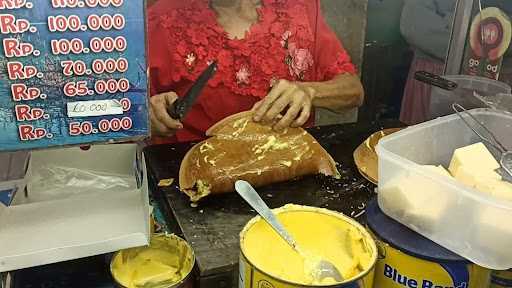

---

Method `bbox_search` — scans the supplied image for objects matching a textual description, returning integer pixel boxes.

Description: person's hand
[252,80,315,131]
[149,92,183,137]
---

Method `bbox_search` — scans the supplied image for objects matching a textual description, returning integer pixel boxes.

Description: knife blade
[167,61,218,120]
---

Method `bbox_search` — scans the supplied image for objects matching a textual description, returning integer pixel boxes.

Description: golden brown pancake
[179,112,339,202]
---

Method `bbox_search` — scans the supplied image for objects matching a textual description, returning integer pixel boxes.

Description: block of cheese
[379,165,453,233]
[449,143,512,201]
[423,165,452,178]
[457,166,512,201]
[483,179,512,201]
[449,143,500,176]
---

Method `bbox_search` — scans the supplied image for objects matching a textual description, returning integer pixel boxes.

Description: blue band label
[384,264,469,288]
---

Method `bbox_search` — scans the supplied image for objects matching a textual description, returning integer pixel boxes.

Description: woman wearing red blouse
[148,0,364,143]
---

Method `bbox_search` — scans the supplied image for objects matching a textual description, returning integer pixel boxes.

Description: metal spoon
[234,180,344,283]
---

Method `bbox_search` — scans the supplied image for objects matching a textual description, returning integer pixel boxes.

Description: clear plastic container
[429,75,511,119]
[484,93,512,113]
[376,109,512,270]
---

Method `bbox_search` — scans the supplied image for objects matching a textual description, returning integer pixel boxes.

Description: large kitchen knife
[167,61,218,120]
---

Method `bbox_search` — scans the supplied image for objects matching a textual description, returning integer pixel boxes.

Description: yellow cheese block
[423,165,452,178]
[449,143,512,201]
[379,165,452,233]
[449,143,500,176]
[456,166,512,201]
[483,179,512,201]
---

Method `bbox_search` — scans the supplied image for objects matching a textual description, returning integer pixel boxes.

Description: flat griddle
[144,120,402,287]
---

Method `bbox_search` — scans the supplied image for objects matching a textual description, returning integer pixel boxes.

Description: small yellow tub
[239,204,377,288]
[110,234,195,288]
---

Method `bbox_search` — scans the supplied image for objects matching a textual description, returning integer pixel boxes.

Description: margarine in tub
[111,234,194,288]
[239,204,377,288]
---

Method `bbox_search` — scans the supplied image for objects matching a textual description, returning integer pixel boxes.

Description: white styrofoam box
[0,144,150,272]
[376,109,512,270]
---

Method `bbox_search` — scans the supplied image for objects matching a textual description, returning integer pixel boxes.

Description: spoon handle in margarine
[235,180,298,250]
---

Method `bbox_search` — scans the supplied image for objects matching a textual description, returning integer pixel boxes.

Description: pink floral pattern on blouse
[149,0,356,99]
[148,0,357,143]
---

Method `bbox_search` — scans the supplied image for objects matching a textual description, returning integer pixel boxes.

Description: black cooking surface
[8,120,401,288]
[144,120,402,278]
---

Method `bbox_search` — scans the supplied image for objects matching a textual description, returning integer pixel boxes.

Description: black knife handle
[414,71,458,91]
[166,62,217,120]
[167,99,183,120]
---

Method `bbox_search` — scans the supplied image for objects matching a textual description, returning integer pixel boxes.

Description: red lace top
[148,0,356,143]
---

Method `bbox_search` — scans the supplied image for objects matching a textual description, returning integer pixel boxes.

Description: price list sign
[0,0,148,151]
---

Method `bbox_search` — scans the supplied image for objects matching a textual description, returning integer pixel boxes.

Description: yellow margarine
[449,143,512,201]
[111,235,194,288]
[241,205,374,286]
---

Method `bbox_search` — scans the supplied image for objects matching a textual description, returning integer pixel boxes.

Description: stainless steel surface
[234,180,343,283]
[478,0,484,45]
[452,104,512,182]
[445,0,475,75]
[477,0,487,76]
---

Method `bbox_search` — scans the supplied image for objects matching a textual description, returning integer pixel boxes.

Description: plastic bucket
[429,75,511,119]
